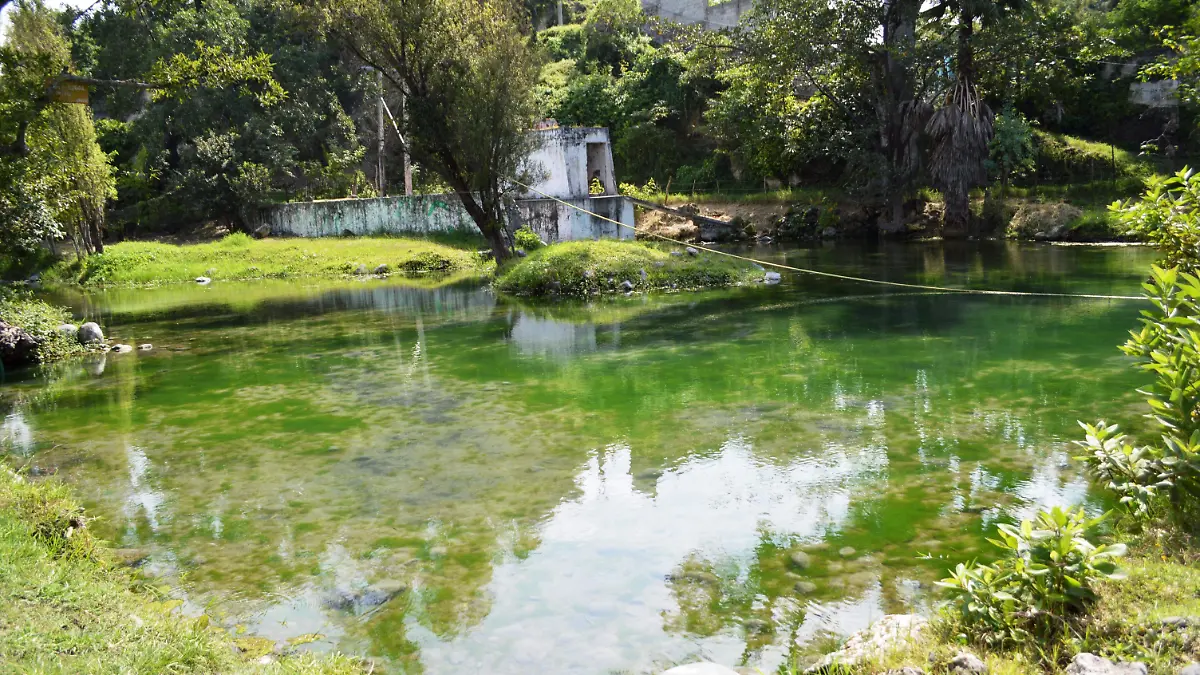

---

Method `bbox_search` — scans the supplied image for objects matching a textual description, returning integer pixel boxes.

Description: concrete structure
[522,126,617,198]
[640,0,751,29]
[256,126,636,243]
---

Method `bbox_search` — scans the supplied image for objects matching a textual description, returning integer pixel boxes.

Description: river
[0,240,1159,674]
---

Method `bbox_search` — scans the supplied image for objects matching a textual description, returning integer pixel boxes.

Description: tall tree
[1,0,114,256]
[924,0,1025,236]
[318,0,541,262]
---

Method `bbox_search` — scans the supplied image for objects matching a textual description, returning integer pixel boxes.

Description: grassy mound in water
[495,240,764,296]
[0,288,89,366]
[0,466,364,674]
[45,233,490,286]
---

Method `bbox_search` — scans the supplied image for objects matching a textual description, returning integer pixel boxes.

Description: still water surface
[0,241,1159,673]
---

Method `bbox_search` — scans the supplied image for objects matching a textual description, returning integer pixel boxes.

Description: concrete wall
[259,194,635,243]
[259,195,478,238]
[517,196,635,242]
[641,0,751,28]
[524,127,614,199]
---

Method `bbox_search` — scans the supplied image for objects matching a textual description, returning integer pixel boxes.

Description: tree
[318,0,541,262]
[923,0,1026,237]
[1,0,114,256]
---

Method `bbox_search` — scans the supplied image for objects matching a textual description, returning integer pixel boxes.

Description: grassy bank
[790,543,1200,675]
[495,240,764,297]
[0,466,364,674]
[43,233,491,286]
[0,289,89,368]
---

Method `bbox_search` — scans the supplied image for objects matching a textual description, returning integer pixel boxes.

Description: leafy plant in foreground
[938,507,1125,648]
[1112,168,1200,272]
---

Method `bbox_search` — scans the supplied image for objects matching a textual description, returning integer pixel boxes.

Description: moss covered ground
[495,239,764,297]
[43,233,492,287]
[0,467,365,674]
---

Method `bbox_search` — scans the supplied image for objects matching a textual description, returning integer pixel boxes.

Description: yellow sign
[50,80,89,105]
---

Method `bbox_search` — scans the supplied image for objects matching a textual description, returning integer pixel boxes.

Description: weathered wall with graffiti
[257,194,636,242]
[256,195,477,238]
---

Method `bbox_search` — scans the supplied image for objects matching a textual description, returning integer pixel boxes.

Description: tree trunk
[943,186,969,238]
[877,0,921,234]
[451,188,511,263]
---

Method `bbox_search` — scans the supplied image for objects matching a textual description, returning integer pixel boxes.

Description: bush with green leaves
[938,507,1125,648]
[1111,168,1200,272]
[513,225,545,251]
[1076,266,1200,526]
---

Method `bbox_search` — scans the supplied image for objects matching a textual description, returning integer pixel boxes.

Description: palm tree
[924,0,1025,237]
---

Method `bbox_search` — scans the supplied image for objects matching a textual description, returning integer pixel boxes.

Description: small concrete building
[515,125,634,243]
[256,125,635,244]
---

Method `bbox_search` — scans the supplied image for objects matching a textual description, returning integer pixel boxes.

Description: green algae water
[0,241,1159,673]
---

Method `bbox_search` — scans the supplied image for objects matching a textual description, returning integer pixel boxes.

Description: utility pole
[401,90,413,196]
[376,70,386,197]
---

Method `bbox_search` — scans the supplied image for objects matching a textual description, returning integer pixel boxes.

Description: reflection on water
[0,241,1158,673]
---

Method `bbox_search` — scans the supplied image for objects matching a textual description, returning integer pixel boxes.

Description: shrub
[1112,168,1200,272]
[513,226,545,251]
[938,507,1125,648]
[1077,266,1200,526]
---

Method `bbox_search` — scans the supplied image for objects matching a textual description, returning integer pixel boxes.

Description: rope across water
[510,180,1145,302]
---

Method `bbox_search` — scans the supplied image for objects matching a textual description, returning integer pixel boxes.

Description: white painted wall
[258,194,636,243]
[523,127,615,199]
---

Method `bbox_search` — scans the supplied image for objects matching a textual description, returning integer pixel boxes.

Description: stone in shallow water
[1065,653,1147,675]
[804,614,929,673]
[793,580,817,595]
[661,663,740,675]
[111,344,134,354]
[789,550,811,570]
[838,546,857,558]
[1178,663,1200,675]
[77,322,103,345]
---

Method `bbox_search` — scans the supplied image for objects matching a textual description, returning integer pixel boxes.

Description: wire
[510,179,1145,301]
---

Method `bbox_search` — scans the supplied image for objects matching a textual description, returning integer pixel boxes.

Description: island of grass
[0,288,91,369]
[495,240,766,297]
[43,233,491,287]
[0,466,365,674]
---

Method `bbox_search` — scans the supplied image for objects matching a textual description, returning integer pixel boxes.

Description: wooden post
[377,70,386,196]
[557,0,563,25]
[401,90,413,196]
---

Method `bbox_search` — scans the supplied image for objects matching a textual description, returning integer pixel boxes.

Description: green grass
[0,288,89,365]
[0,466,365,674]
[494,240,764,297]
[43,233,492,287]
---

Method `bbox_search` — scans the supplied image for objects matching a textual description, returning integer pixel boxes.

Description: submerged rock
[764,271,781,284]
[1065,653,1146,675]
[661,664,740,675]
[77,322,104,345]
[789,551,811,570]
[322,580,407,613]
[793,580,818,595]
[805,614,929,673]
[111,344,134,354]
[838,546,857,558]
[138,343,152,351]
